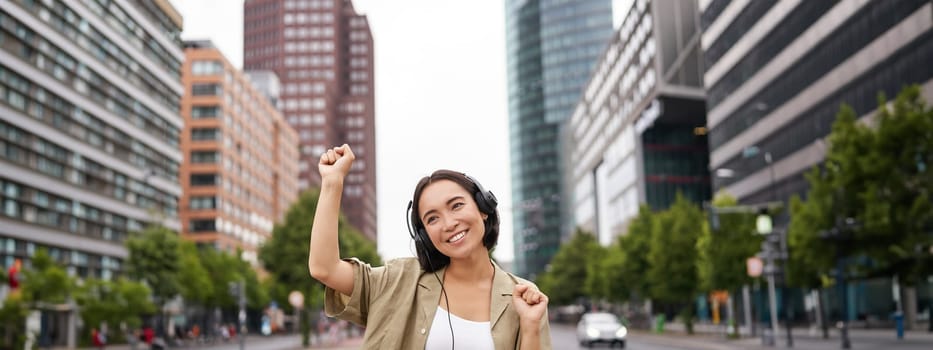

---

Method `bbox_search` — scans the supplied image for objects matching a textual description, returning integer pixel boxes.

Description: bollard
[894,312,904,339]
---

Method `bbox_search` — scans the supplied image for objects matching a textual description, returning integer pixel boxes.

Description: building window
[191,105,220,119]
[189,196,217,209]
[191,83,223,96]
[190,174,219,186]
[191,151,219,163]
[189,219,216,232]
[191,60,224,75]
[191,128,220,141]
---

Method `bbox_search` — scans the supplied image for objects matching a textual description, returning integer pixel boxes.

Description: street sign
[747,257,763,277]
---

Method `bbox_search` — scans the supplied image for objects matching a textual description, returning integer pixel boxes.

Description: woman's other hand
[512,284,549,329]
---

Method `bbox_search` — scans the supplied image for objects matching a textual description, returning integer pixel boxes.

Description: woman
[308,144,551,349]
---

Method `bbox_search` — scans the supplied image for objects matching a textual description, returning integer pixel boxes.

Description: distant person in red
[7,259,21,290]
[91,328,105,349]
[142,326,154,346]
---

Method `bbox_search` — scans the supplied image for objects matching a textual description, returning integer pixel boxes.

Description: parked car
[576,312,627,348]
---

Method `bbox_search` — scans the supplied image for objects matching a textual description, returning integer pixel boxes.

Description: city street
[551,324,729,350]
[550,323,933,350]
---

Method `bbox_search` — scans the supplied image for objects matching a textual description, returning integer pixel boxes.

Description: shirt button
[420,328,426,335]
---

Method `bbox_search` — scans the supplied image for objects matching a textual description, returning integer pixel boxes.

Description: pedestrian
[308,144,552,349]
[91,328,105,350]
[142,325,154,347]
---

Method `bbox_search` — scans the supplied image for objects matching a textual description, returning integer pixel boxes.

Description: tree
[177,241,213,305]
[1,249,71,349]
[260,188,381,346]
[74,278,155,338]
[583,241,609,301]
[125,226,182,305]
[859,85,933,284]
[21,249,73,305]
[789,85,933,286]
[696,192,760,292]
[536,229,601,306]
[198,248,268,309]
[0,297,28,349]
[647,194,703,333]
[612,205,655,303]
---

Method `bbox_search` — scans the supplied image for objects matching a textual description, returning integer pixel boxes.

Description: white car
[576,312,627,348]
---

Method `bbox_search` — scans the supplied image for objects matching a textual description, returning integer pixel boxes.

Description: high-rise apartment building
[180,40,299,265]
[0,0,184,282]
[505,0,614,278]
[702,0,932,206]
[243,0,376,241]
[701,0,933,326]
[565,0,709,246]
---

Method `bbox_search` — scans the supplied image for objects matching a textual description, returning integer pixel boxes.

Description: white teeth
[448,231,466,243]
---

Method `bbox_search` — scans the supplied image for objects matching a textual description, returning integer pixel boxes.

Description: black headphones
[406,173,498,267]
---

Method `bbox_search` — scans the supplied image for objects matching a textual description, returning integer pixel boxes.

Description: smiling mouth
[447,231,467,243]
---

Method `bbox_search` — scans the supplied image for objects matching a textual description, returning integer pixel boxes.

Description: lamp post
[757,213,780,346]
[820,218,856,349]
[718,145,793,346]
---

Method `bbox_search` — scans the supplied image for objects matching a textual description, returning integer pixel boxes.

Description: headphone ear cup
[416,227,432,250]
[474,191,495,214]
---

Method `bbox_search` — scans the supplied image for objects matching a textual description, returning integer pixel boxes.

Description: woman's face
[418,179,489,260]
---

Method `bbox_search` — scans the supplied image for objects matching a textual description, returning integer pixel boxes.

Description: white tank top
[425,306,495,350]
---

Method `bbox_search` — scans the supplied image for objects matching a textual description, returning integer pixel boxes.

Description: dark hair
[409,169,500,272]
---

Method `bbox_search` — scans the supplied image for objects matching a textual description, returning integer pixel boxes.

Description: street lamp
[717,145,793,347]
[819,217,857,349]
[757,213,780,347]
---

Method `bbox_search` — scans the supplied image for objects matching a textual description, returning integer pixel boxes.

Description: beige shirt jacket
[324,257,553,349]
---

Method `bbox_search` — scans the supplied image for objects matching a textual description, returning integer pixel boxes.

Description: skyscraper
[0,0,184,284]
[565,0,709,246]
[700,0,933,327]
[505,0,614,278]
[243,0,377,241]
[180,40,299,265]
[702,0,933,206]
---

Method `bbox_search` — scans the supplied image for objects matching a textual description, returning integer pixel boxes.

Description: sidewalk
[48,333,364,350]
[639,322,933,350]
[303,333,363,350]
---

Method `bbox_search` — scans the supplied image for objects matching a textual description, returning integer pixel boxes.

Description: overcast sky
[172,0,518,262]
[171,0,630,263]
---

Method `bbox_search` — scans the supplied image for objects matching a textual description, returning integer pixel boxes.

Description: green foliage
[536,229,601,305]
[647,194,703,304]
[592,205,655,304]
[611,205,654,302]
[125,226,182,304]
[74,278,155,331]
[583,241,609,300]
[198,247,239,308]
[177,241,213,305]
[0,297,28,349]
[787,193,835,288]
[260,188,381,312]
[696,192,760,292]
[198,248,269,309]
[21,249,73,304]
[789,85,933,285]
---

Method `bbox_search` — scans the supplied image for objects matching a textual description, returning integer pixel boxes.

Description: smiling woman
[308,144,552,349]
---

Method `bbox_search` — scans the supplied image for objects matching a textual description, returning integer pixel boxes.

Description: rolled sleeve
[324,257,384,326]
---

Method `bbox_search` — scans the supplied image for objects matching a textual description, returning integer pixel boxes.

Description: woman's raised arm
[308,144,357,295]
